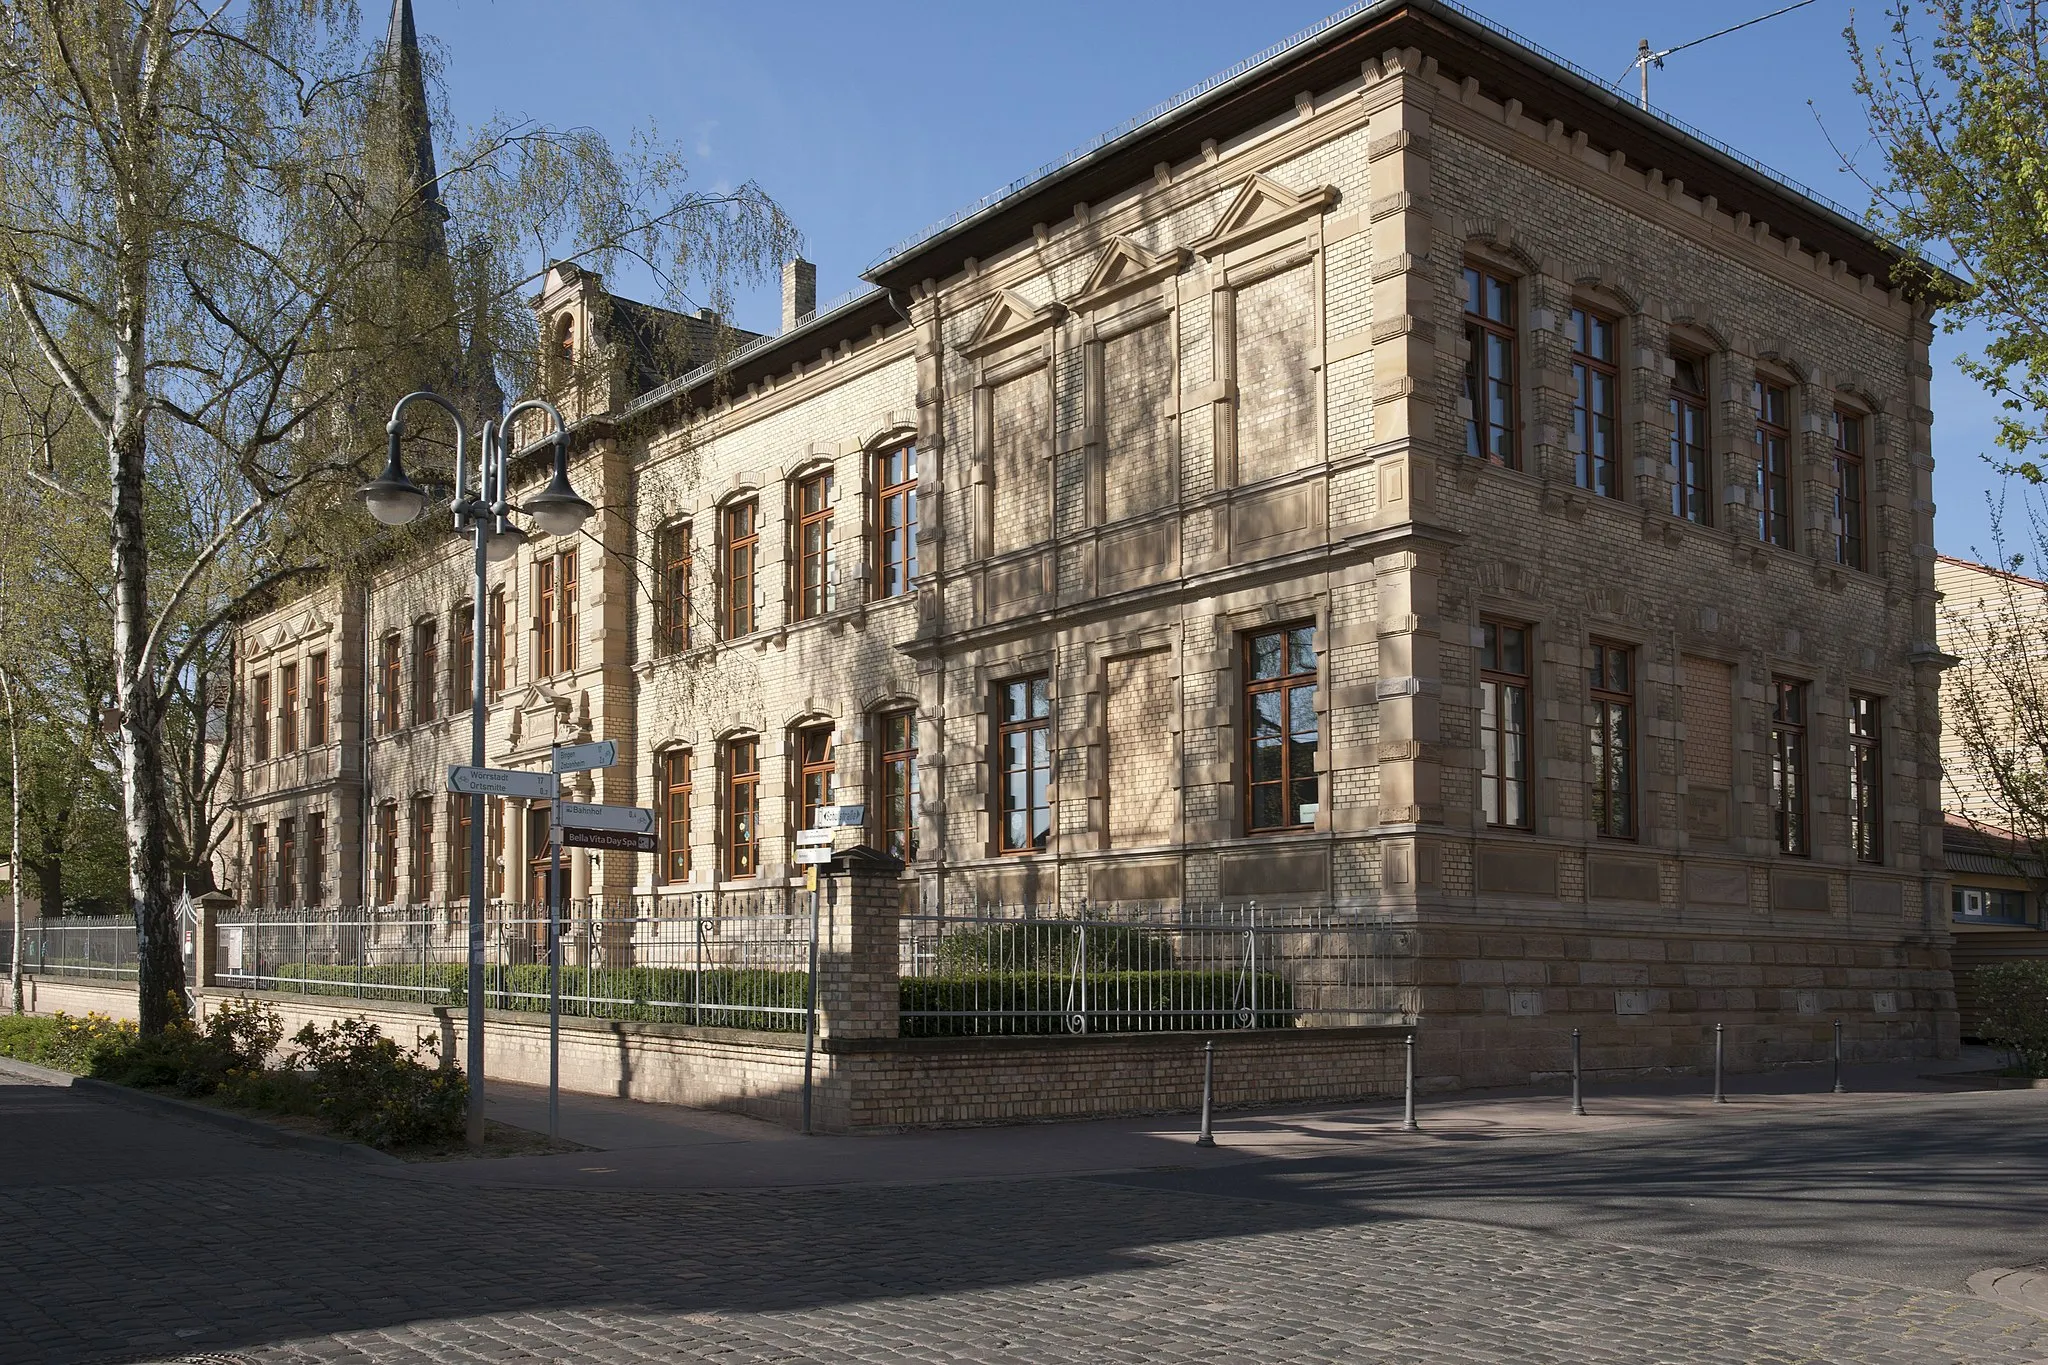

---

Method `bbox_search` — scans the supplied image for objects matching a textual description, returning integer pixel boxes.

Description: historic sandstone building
[230,0,1957,1088]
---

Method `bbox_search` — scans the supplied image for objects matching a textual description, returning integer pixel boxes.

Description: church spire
[383,0,445,224]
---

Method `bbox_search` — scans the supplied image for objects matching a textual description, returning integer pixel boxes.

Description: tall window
[535,554,576,676]
[375,803,398,903]
[448,795,473,900]
[1569,307,1619,497]
[876,444,919,598]
[724,500,759,638]
[557,550,578,673]
[1755,380,1792,549]
[1832,410,1866,570]
[1771,678,1809,856]
[488,588,507,696]
[656,523,692,654]
[278,663,299,756]
[1245,625,1319,832]
[797,726,836,828]
[795,472,834,621]
[536,557,556,677]
[487,797,505,898]
[252,673,272,761]
[249,823,269,905]
[307,652,329,746]
[413,619,438,724]
[726,737,759,877]
[1588,641,1634,839]
[277,818,297,906]
[410,796,433,902]
[1463,265,1518,468]
[1481,621,1531,828]
[305,812,326,904]
[1670,354,1711,524]
[878,708,919,862]
[662,750,692,884]
[454,603,474,708]
[997,676,1051,854]
[1850,693,1882,864]
[379,632,402,732]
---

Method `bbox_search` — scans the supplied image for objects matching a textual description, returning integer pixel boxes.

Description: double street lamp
[360,391,593,1145]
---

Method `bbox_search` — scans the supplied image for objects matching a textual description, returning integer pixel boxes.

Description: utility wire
[1616,0,1820,100]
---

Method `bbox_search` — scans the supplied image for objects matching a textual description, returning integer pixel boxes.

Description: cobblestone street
[4,1076,2047,1365]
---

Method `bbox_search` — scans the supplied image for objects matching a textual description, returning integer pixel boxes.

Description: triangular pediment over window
[964,289,1063,355]
[1195,172,1338,258]
[1072,237,1191,311]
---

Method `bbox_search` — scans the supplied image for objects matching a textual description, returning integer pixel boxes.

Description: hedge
[262,962,809,1031]
[900,970,1295,1036]
[1975,961,2048,1076]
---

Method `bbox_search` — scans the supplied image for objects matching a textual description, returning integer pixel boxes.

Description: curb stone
[72,1076,401,1165]
[0,1054,81,1086]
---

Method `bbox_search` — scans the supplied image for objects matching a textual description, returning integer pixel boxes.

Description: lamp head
[524,435,593,537]
[360,429,427,526]
[485,519,527,564]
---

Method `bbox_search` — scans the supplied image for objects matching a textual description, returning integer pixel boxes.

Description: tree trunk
[5,669,21,1013]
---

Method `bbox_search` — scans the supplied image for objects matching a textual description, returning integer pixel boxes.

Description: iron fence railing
[899,901,1411,1037]
[212,899,812,1031]
[0,916,139,980]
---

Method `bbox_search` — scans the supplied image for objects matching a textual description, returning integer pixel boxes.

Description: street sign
[559,826,656,853]
[447,765,557,799]
[793,845,834,865]
[552,740,618,773]
[554,802,656,835]
[794,827,834,846]
[814,803,866,829]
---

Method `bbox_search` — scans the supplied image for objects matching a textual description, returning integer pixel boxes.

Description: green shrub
[88,996,282,1097]
[1976,961,2048,1076]
[0,1011,136,1072]
[265,962,809,1030]
[287,1017,465,1148]
[931,923,1177,976]
[899,970,1295,1036]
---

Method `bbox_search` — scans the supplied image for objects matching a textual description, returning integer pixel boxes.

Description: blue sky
[422,0,2009,561]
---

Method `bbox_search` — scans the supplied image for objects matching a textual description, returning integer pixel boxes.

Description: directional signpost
[447,765,557,799]
[556,802,655,834]
[551,739,618,774]
[560,826,657,853]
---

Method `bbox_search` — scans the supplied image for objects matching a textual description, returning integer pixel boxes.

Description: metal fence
[899,901,1411,1037]
[213,899,812,1031]
[0,916,138,980]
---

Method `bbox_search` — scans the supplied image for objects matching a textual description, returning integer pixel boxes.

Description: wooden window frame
[486,797,505,898]
[796,725,836,829]
[448,795,473,901]
[656,522,692,655]
[878,707,919,863]
[723,500,759,639]
[795,472,834,622]
[409,795,434,903]
[488,587,507,696]
[1755,379,1793,549]
[1771,677,1809,856]
[277,817,297,906]
[379,632,402,733]
[1243,624,1320,834]
[307,652,329,746]
[558,550,578,673]
[1481,620,1532,829]
[535,557,556,678]
[662,750,692,884]
[726,736,760,878]
[413,619,438,725]
[996,676,1052,855]
[252,672,272,762]
[1463,264,1520,469]
[278,663,298,756]
[305,811,326,905]
[1849,692,1882,864]
[249,822,269,906]
[1670,354,1712,525]
[1569,307,1621,498]
[454,603,474,710]
[876,443,919,599]
[1588,640,1635,840]
[1833,409,1867,571]
[375,802,397,904]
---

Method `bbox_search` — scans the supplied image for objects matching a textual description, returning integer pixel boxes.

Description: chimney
[782,258,817,333]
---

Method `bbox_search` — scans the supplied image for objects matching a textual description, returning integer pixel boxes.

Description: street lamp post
[361,392,592,1145]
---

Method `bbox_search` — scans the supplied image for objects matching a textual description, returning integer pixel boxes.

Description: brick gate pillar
[816,845,904,1039]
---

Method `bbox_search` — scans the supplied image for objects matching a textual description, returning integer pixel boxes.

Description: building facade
[228,0,1957,1085]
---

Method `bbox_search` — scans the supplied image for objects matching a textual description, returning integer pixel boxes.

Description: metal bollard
[1195,1039,1216,1147]
[1402,1032,1418,1131]
[1713,1022,1727,1104]
[1832,1018,1847,1094]
[1571,1027,1586,1116]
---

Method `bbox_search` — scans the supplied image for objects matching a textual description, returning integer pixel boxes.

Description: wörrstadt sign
[447,766,557,799]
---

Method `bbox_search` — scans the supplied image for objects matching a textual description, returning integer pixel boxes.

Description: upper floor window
[534,551,578,678]
[249,823,269,906]
[379,632,402,733]
[796,725,836,828]
[997,677,1051,855]
[1463,265,1518,469]
[655,522,691,655]
[1771,678,1809,856]
[307,652,329,746]
[1954,886,2029,925]
[454,603,474,708]
[1849,693,1882,864]
[278,663,299,756]
[662,749,692,884]
[277,817,297,906]
[488,587,507,697]
[878,708,919,863]
[1245,625,1319,833]
[795,472,835,621]
[727,736,760,877]
[1588,640,1634,839]
[876,444,919,599]
[1832,410,1867,571]
[1569,308,1619,498]
[1670,354,1711,525]
[252,672,272,762]
[1481,621,1530,828]
[413,619,438,724]
[724,500,759,639]
[1755,380,1793,549]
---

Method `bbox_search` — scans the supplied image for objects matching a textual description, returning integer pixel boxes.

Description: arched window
[555,315,575,381]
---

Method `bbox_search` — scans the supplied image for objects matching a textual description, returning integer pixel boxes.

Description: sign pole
[802,865,820,1136]
[548,786,562,1141]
